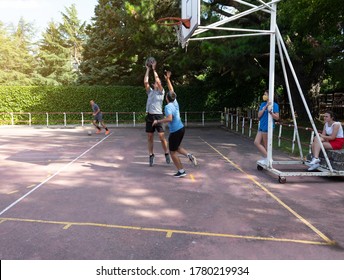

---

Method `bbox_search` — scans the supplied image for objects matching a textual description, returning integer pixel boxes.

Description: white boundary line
[0,133,113,217]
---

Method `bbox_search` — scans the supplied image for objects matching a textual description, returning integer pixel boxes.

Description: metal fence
[0,111,223,127]
[223,108,318,155]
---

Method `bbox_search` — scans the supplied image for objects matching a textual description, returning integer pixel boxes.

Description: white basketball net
[173,23,188,49]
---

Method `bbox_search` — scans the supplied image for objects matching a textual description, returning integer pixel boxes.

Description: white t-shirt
[146,88,165,114]
[325,122,344,138]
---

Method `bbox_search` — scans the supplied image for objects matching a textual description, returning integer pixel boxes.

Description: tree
[0,19,37,85]
[79,0,179,85]
[277,0,344,117]
[36,4,87,85]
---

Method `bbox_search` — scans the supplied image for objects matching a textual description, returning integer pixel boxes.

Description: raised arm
[258,102,269,119]
[164,70,174,93]
[144,66,150,92]
[151,61,163,92]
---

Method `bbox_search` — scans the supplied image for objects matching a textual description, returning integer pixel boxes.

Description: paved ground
[1,126,344,259]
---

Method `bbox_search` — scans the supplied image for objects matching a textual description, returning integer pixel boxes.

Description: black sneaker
[187,154,198,166]
[165,153,171,164]
[174,171,186,177]
[149,154,155,167]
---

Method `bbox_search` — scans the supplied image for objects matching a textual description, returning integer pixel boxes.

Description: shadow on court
[1,126,344,259]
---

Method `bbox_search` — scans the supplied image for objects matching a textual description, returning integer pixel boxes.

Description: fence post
[291,126,298,153]
[81,112,84,127]
[63,112,67,127]
[278,124,283,147]
[46,112,49,127]
[230,114,233,130]
[116,112,119,127]
[133,112,136,127]
[28,113,32,126]
[185,112,188,127]
[202,111,205,126]
[236,115,239,132]
[249,118,252,137]
[10,113,14,126]
[242,117,245,134]
[309,131,314,155]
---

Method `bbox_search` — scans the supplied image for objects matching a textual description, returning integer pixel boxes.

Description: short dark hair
[167,91,176,102]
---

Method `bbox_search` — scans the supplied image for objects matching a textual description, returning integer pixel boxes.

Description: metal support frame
[187,0,344,182]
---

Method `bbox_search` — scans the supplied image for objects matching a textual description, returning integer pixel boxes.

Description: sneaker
[174,171,186,177]
[309,158,320,165]
[96,129,101,134]
[257,158,267,165]
[187,154,198,166]
[105,130,110,135]
[165,153,171,164]
[149,154,155,167]
[308,163,320,171]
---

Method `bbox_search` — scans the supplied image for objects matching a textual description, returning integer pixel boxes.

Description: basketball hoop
[157,17,191,48]
[157,17,191,28]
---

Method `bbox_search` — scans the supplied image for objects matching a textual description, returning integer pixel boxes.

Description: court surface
[1,125,344,260]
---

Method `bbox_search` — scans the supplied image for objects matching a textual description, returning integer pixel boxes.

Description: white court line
[0,133,113,217]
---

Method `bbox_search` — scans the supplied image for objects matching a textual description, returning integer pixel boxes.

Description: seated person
[308,111,344,171]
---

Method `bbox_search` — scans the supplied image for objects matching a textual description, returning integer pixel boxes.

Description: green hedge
[0,85,223,125]
[0,85,215,113]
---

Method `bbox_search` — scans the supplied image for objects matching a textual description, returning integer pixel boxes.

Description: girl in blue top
[254,90,280,164]
[153,71,197,177]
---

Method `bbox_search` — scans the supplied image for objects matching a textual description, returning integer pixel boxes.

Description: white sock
[179,169,185,173]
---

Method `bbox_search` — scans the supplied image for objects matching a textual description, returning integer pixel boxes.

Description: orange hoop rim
[157,17,190,29]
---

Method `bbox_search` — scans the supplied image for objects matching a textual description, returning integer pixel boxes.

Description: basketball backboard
[181,0,201,47]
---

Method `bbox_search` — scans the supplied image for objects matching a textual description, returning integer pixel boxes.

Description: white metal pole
[266,2,277,168]
[276,33,304,159]
[276,26,333,172]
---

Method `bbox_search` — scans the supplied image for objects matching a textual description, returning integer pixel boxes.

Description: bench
[319,149,344,171]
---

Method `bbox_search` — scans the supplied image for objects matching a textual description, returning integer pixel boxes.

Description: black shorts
[169,127,185,152]
[146,114,165,133]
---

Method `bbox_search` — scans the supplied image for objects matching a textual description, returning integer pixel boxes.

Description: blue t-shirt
[164,100,184,133]
[92,103,100,116]
[258,102,279,132]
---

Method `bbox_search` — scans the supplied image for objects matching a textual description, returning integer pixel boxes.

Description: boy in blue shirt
[152,71,197,177]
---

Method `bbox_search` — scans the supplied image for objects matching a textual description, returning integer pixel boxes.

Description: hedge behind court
[0,85,212,114]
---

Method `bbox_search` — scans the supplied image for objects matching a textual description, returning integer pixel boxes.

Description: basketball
[145,57,156,67]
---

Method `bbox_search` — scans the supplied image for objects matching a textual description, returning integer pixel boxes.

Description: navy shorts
[94,112,103,122]
[146,114,165,133]
[169,127,185,152]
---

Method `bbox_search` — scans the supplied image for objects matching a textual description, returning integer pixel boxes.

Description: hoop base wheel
[278,176,286,184]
